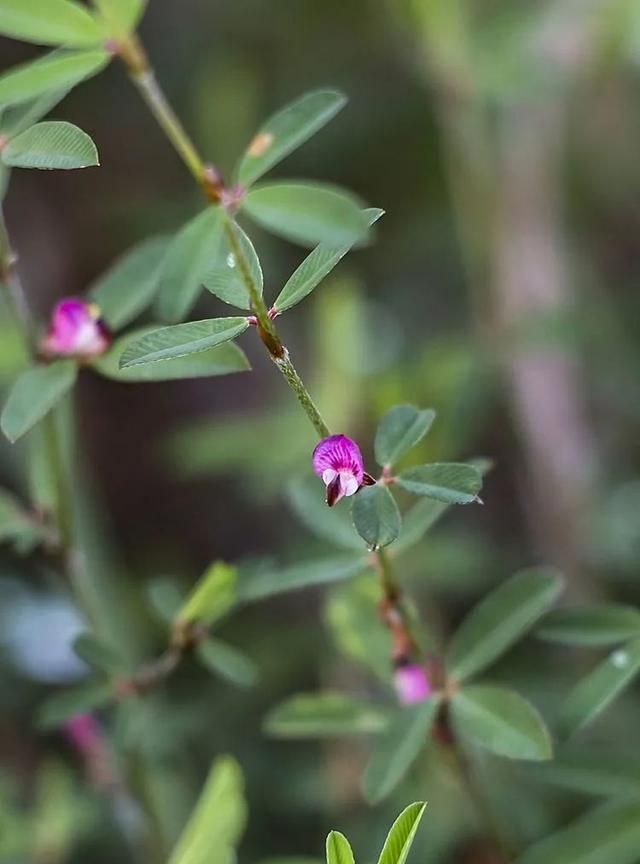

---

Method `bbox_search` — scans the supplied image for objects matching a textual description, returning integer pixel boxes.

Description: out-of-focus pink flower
[42,298,110,360]
[65,713,101,753]
[312,434,365,507]
[394,663,432,705]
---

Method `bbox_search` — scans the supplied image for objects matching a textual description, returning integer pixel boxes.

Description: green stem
[272,350,330,439]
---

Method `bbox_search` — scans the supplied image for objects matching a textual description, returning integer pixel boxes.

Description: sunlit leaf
[351,484,401,549]
[325,832,354,864]
[1,360,77,443]
[92,0,148,33]
[0,0,104,47]
[237,554,366,602]
[178,561,236,627]
[375,405,436,467]
[377,801,427,864]
[0,50,109,109]
[538,604,640,647]
[196,638,258,689]
[264,692,388,738]
[2,121,98,170]
[396,463,482,504]
[119,318,249,368]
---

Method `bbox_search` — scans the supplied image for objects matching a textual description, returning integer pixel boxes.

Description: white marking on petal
[322,468,337,486]
[340,472,359,497]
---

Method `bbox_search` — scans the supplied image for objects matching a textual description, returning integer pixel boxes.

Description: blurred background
[1,1,640,862]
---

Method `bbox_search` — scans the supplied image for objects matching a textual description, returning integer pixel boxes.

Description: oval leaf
[558,638,640,737]
[0,0,104,47]
[452,685,552,761]
[375,405,436,468]
[326,832,354,864]
[237,554,366,603]
[0,50,109,109]
[537,604,640,647]
[243,182,371,248]
[203,219,262,309]
[447,568,564,682]
[119,317,249,368]
[351,484,401,549]
[238,90,346,187]
[196,638,258,689]
[2,120,98,170]
[396,463,482,504]
[377,802,427,864]
[362,698,441,804]
[264,692,388,739]
[1,360,77,443]
[156,207,225,323]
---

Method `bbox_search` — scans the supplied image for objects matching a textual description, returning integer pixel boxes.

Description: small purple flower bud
[65,713,101,753]
[312,434,365,507]
[42,298,110,360]
[394,663,432,705]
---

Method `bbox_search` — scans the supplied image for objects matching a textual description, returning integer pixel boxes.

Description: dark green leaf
[196,638,258,689]
[202,219,262,309]
[89,235,168,329]
[351,484,401,549]
[538,604,640,647]
[517,800,640,864]
[0,0,104,47]
[287,476,362,550]
[243,182,371,248]
[447,568,564,682]
[92,328,250,381]
[156,207,224,322]
[1,360,77,443]
[0,50,109,109]
[264,692,388,739]
[36,681,112,729]
[362,698,441,803]
[72,633,124,674]
[2,121,98,170]
[273,208,384,313]
[452,685,552,761]
[396,463,482,504]
[325,832,354,864]
[237,554,366,602]
[559,638,640,737]
[237,90,346,187]
[177,561,236,627]
[119,317,249,368]
[375,405,436,467]
[377,802,427,864]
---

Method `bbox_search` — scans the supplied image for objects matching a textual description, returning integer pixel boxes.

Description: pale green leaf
[196,638,258,689]
[396,463,482,504]
[243,182,371,248]
[89,235,168,329]
[178,561,236,627]
[119,317,249,368]
[36,681,112,729]
[0,50,109,109]
[287,476,362,550]
[377,802,427,864]
[452,685,552,761]
[538,604,640,647]
[559,638,640,737]
[1,360,77,442]
[362,698,440,803]
[265,692,388,739]
[351,484,401,549]
[0,88,70,138]
[156,207,225,322]
[238,90,346,187]
[375,405,436,467]
[0,0,104,47]
[326,832,354,864]
[447,568,564,682]
[237,554,366,602]
[92,0,147,33]
[2,121,98,170]
[203,219,262,309]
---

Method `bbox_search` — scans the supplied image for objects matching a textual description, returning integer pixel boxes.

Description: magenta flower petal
[42,298,110,359]
[312,434,365,507]
[394,663,432,705]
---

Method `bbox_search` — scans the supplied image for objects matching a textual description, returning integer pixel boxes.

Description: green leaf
[447,568,564,682]
[156,207,225,323]
[145,576,184,624]
[243,182,371,248]
[273,208,384,313]
[538,604,640,647]
[394,497,450,552]
[36,681,112,729]
[72,633,124,674]
[375,405,436,467]
[264,692,388,739]
[89,235,168,329]
[202,219,262,309]
[0,489,43,552]
[396,463,482,504]
[0,50,109,109]
[237,90,346,187]
[92,328,250,381]
[377,802,427,864]
[92,0,147,33]
[196,637,258,689]
[558,638,640,737]
[2,121,98,170]
[168,756,247,864]
[351,484,401,549]
[1,360,77,443]
[237,554,366,603]
[362,698,441,803]
[325,832,354,864]
[451,685,552,761]
[0,0,104,47]
[287,476,362,550]
[177,561,236,627]
[517,800,640,864]
[0,88,70,138]
[530,751,640,799]
[119,317,249,368]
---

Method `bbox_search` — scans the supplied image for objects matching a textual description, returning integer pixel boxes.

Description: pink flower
[312,434,365,507]
[394,663,432,705]
[65,713,101,753]
[42,298,110,360]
